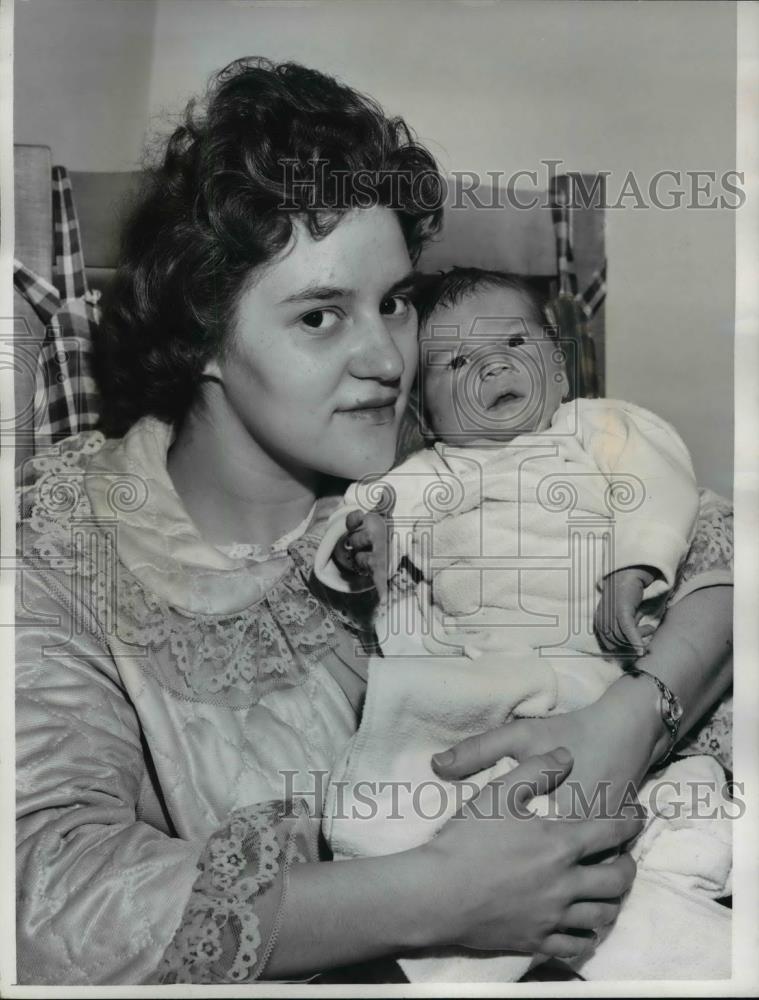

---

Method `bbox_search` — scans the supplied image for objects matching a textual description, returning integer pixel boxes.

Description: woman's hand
[431,675,665,819]
[420,749,642,960]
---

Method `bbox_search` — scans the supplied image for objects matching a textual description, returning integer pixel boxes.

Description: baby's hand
[332,490,394,599]
[594,565,659,658]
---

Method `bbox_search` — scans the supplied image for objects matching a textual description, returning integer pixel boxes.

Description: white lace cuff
[155,799,318,984]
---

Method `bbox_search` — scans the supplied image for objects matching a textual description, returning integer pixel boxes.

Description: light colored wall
[14,0,736,495]
[147,0,739,499]
[14,0,157,170]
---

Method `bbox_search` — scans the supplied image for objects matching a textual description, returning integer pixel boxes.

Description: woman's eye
[449,354,469,370]
[380,294,412,319]
[299,309,341,332]
[508,335,526,348]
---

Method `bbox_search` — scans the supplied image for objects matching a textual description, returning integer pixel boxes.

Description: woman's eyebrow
[279,283,352,304]
[386,270,418,295]
[279,269,418,306]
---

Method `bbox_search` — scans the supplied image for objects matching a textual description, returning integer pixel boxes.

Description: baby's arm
[594,564,659,656]
[313,498,386,595]
[314,450,443,596]
[573,399,700,655]
[332,507,392,598]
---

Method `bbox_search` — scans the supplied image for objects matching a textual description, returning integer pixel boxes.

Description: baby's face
[420,287,569,445]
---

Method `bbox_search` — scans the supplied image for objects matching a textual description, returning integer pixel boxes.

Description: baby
[316,266,699,664]
[314,268,732,982]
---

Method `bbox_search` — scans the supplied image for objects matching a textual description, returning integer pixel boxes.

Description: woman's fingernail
[552,747,572,764]
[432,750,455,769]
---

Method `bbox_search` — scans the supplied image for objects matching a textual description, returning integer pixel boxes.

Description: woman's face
[213,207,418,482]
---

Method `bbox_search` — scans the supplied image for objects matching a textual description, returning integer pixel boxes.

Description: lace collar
[215,504,316,563]
[84,417,327,616]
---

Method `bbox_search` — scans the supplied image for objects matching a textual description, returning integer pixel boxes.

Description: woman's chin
[307,419,402,482]
[331,442,397,482]
[340,454,396,482]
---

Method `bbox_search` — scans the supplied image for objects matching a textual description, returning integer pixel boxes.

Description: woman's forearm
[609,585,733,766]
[263,849,437,979]
[264,751,644,978]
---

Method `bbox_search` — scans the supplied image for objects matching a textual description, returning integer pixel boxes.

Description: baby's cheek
[421,379,450,427]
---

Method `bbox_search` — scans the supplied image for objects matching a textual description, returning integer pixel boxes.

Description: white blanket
[323,594,733,982]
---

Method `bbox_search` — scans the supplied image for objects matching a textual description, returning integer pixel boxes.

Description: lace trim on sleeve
[671,489,733,771]
[156,799,318,984]
[679,695,733,772]
[674,488,733,590]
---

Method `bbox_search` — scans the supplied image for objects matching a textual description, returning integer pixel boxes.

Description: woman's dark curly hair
[96,57,444,435]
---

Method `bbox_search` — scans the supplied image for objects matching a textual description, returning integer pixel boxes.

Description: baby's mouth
[486,390,522,410]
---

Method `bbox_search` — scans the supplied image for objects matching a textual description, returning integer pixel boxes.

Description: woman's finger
[494,749,575,813]
[431,721,535,779]
[461,751,573,820]
[561,900,619,932]
[458,752,573,821]
[570,815,644,861]
[541,931,596,961]
[574,852,637,900]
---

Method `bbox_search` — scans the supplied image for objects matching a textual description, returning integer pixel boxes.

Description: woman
[16,58,733,984]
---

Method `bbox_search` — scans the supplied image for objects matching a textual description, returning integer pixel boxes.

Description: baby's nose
[479,360,515,380]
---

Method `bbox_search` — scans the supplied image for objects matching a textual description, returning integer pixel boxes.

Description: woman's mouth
[337,398,398,425]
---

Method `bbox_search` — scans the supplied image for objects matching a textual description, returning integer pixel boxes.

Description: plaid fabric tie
[12,260,60,325]
[52,166,87,300]
[550,176,579,299]
[578,261,607,320]
[13,166,102,450]
[549,175,606,397]
[550,174,606,316]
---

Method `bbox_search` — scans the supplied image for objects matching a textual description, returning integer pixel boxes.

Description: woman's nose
[349,316,406,382]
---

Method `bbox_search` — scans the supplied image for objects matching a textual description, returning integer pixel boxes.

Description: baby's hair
[414,266,553,335]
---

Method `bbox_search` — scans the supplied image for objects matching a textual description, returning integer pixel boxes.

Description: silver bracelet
[625,666,684,767]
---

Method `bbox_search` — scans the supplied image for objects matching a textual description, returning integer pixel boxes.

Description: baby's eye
[300,309,341,332]
[448,354,469,370]
[507,335,526,348]
[380,294,413,319]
